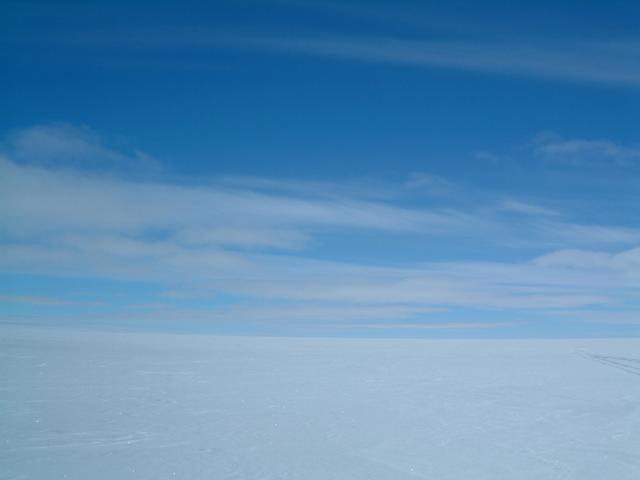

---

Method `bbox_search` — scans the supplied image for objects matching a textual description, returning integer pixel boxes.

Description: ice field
[2,327,640,479]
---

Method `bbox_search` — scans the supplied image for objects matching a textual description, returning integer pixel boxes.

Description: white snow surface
[2,327,640,479]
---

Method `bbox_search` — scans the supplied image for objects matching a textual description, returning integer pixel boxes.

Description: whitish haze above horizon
[1,0,639,337]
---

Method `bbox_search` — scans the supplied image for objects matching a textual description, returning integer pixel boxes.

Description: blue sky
[1,0,639,336]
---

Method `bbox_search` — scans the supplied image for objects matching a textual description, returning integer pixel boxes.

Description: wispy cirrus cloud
[497,199,560,217]
[532,132,640,166]
[8,19,640,87]
[0,294,94,306]
[235,35,640,87]
[6,123,161,172]
[404,172,452,194]
[359,322,517,330]
[476,132,640,179]
[534,246,640,273]
[2,124,640,329]
[0,156,468,240]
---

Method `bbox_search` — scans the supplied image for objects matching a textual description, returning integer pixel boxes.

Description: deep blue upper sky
[1,0,639,336]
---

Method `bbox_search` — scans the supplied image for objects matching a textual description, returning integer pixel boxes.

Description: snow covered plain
[2,327,640,479]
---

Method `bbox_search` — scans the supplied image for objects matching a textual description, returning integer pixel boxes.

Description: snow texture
[2,327,640,479]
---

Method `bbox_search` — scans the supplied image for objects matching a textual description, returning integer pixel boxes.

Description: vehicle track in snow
[577,351,640,378]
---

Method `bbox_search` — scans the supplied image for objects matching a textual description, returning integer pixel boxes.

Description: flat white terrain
[2,327,640,479]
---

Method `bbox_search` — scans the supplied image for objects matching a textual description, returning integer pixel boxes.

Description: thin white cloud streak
[0,237,627,311]
[478,132,640,170]
[533,222,640,247]
[534,247,640,274]
[2,161,639,301]
[532,133,640,166]
[2,124,640,324]
[230,35,640,87]
[216,175,397,201]
[557,310,640,325]
[404,172,452,194]
[359,322,516,330]
[16,25,640,87]
[10,235,637,314]
[210,248,639,310]
[149,304,445,324]
[174,227,309,250]
[0,304,445,326]
[0,157,465,238]
[7,123,161,171]
[498,199,559,217]
[2,153,637,250]
[0,294,93,306]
